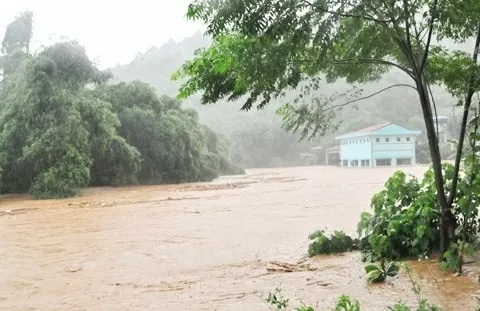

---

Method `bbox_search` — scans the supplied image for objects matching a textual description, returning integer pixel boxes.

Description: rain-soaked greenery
[0,11,244,199]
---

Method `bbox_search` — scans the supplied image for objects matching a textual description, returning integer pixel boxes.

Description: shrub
[357,170,440,262]
[308,230,359,257]
[364,259,399,283]
[357,163,480,264]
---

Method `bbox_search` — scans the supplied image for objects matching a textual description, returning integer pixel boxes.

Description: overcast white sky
[0,0,204,68]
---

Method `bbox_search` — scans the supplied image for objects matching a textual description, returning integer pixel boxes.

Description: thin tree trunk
[416,78,450,254]
[448,25,480,207]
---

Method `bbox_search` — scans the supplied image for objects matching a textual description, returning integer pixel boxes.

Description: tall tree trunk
[416,78,451,254]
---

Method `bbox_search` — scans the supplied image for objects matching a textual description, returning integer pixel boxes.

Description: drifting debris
[266,260,317,273]
[0,208,38,216]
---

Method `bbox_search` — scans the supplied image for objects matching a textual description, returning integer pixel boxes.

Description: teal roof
[335,123,421,140]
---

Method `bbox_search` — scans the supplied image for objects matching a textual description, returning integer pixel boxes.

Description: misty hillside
[109,32,462,166]
[110,32,316,168]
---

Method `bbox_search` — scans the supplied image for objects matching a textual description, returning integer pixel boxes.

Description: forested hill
[110,31,461,166]
[110,31,316,168]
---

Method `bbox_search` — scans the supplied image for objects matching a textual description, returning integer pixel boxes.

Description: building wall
[339,136,372,166]
[336,124,420,167]
[371,134,416,166]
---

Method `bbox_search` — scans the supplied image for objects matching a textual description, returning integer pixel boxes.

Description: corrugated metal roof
[350,123,391,134]
[334,122,420,140]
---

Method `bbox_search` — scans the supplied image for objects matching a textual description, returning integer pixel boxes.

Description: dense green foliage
[307,230,359,256]
[357,156,480,270]
[0,12,243,199]
[357,170,439,262]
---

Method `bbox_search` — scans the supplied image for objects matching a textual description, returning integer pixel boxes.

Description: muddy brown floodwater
[0,166,479,310]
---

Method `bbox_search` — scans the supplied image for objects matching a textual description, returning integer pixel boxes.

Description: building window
[343,160,348,166]
[351,160,359,167]
[397,137,401,142]
[385,138,390,142]
[406,137,411,141]
[397,158,412,165]
[376,138,380,142]
[376,159,392,166]
[361,159,370,167]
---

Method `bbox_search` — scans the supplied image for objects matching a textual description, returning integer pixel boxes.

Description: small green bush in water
[335,295,361,311]
[265,290,443,311]
[308,230,359,257]
[364,259,399,283]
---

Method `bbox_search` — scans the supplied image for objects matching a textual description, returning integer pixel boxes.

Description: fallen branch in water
[212,291,259,301]
[266,260,317,273]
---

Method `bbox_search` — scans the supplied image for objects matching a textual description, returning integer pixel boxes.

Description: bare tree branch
[419,0,438,73]
[403,0,413,51]
[332,58,414,78]
[323,83,417,112]
[426,78,440,141]
[300,0,393,23]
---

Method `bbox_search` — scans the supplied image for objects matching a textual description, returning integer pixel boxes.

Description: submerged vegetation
[0,12,243,199]
[307,229,359,257]
[264,264,448,310]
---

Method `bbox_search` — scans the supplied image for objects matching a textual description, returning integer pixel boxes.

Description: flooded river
[0,166,478,310]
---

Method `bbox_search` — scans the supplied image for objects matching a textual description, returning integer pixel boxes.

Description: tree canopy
[174,0,480,136]
[0,12,243,199]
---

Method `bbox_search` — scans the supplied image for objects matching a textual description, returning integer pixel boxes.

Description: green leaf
[367,269,385,283]
[364,263,380,274]
[385,262,400,277]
